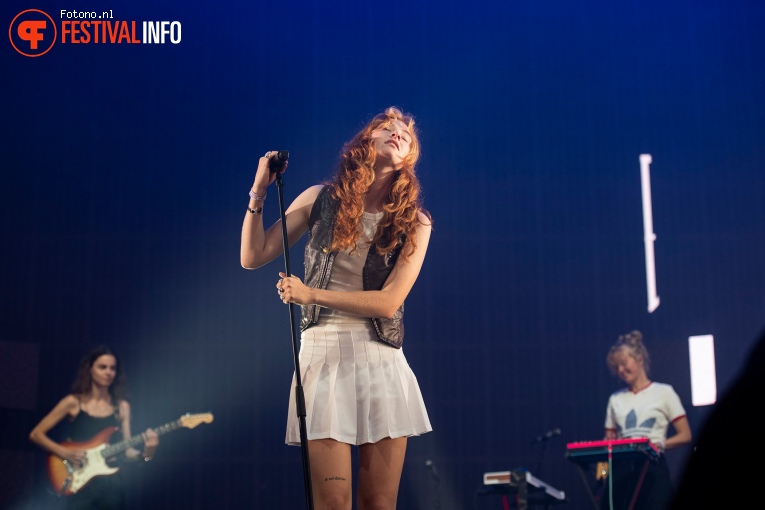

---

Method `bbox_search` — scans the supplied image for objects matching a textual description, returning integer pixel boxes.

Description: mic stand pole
[275,170,314,510]
[532,439,549,476]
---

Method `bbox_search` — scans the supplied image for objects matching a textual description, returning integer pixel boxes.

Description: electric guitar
[47,412,213,496]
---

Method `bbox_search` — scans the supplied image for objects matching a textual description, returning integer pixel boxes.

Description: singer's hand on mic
[253,150,287,192]
[277,272,311,305]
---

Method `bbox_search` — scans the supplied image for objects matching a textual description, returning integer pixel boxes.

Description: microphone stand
[275,169,314,510]
[425,460,441,510]
[532,440,549,476]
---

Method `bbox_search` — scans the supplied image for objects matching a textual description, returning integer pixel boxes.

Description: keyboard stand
[480,468,566,510]
[565,439,660,510]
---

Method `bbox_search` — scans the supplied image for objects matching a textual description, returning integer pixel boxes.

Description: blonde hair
[606,330,651,375]
[327,107,430,260]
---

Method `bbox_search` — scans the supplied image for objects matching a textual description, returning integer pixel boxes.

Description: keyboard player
[599,330,692,510]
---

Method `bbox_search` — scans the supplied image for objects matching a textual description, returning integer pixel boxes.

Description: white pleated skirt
[285,321,432,446]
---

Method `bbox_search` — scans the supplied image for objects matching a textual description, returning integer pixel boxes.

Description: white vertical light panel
[689,334,717,406]
[640,154,660,313]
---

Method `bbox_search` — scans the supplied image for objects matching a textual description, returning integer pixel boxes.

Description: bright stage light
[689,334,717,406]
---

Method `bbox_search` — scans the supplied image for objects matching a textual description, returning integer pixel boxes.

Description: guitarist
[29,345,159,510]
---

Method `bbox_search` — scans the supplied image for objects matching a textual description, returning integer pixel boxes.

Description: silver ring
[264,151,272,158]
[278,287,284,294]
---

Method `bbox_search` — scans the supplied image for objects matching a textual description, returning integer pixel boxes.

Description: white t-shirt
[604,382,686,449]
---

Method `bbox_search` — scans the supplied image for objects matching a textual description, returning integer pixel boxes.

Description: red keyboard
[565,437,660,465]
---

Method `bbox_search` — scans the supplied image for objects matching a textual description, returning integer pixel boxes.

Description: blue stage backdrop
[2,0,764,508]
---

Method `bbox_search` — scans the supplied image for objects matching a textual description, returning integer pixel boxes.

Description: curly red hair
[328,107,430,260]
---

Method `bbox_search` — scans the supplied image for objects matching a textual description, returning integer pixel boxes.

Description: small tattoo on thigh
[324,476,347,482]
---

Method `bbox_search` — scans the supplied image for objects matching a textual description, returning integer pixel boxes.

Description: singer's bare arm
[240,184,322,269]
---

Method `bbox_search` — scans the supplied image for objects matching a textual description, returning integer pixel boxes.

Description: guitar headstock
[179,412,214,429]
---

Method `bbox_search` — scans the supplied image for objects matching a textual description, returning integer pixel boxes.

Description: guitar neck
[101,419,181,458]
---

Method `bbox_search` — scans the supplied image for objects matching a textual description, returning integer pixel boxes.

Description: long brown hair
[70,345,129,403]
[328,107,431,260]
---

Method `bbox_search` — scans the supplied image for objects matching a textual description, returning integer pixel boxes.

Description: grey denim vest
[299,186,405,348]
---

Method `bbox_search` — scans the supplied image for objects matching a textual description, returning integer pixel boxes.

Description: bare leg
[307,439,353,510]
[357,437,407,510]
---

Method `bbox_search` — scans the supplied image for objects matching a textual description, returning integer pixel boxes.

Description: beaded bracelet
[249,189,266,201]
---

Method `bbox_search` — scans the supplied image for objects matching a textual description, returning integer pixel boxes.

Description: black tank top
[67,403,121,443]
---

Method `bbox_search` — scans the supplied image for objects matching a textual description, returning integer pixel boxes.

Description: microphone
[425,459,438,479]
[532,428,561,444]
[268,150,289,173]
